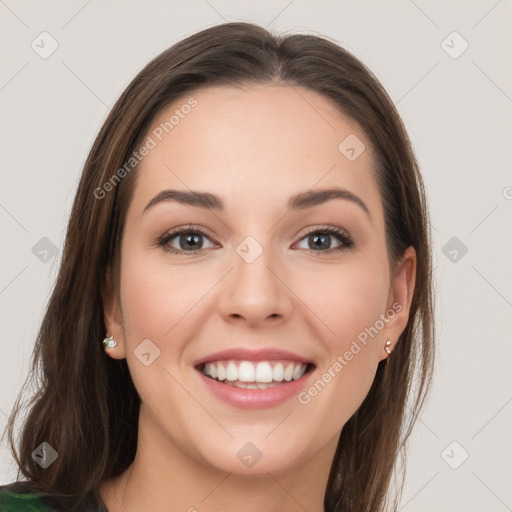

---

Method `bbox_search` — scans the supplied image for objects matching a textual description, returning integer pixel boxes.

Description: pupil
[182,233,201,250]
[311,233,330,250]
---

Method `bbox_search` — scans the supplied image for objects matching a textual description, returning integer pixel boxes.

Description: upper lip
[193,347,314,368]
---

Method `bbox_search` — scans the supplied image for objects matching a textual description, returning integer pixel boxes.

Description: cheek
[297,270,386,426]
[293,256,389,416]
[299,258,390,347]
[120,270,171,339]
[117,253,197,413]
[119,251,204,340]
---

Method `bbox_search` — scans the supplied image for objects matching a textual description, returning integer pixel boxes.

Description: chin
[197,436,306,476]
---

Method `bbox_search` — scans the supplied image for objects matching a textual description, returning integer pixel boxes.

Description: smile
[198,360,311,389]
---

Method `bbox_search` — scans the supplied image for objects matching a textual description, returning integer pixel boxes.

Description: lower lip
[196,367,314,409]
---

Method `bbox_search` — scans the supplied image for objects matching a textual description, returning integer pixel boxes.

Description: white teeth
[255,362,273,382]
[224,381,281,389]
[226,361,238,381]
[292,364,304,380]
[238,361,255,382]
[283,363,294,381]
[201,360,309,384]
[273,362,284,381]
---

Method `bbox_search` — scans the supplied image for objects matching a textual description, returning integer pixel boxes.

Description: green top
[0,482,108,511]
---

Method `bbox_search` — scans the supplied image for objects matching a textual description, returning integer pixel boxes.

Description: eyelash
[156,224,354,256]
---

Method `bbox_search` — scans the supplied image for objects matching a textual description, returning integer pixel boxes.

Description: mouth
[192,347,317,409]
[195,360,316,389]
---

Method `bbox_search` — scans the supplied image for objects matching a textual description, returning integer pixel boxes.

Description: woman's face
[105,84,415,476]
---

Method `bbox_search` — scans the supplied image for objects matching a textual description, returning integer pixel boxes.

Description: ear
[379,246,417,361]
[102,267,126,359]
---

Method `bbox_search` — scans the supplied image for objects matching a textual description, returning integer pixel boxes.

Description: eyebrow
[143,187,371,219]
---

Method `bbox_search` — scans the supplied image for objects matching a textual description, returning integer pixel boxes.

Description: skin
[99,84,416,512]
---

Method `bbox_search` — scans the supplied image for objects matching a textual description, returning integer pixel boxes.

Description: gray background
[1,1,511,510]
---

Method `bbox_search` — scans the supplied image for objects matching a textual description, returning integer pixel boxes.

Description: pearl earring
[103,334,117,352]
[385,339,392,354]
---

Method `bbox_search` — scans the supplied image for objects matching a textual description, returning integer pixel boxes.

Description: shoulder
[0,481,107,512]
[0,481,53,511]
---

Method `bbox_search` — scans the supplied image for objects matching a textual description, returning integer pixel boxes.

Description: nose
[217,240,293,328]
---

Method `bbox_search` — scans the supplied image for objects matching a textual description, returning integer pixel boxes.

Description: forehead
[129,84,383,221]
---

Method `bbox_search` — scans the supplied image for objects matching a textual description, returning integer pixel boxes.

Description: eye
[157,225,216,255]
[156,224,354,256]
[294,225,354,254]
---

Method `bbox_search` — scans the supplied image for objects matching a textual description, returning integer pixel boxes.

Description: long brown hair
[3,22,435,512]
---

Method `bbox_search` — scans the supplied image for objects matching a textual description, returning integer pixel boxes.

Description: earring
[385,339,392,354]
[103,334,117,351]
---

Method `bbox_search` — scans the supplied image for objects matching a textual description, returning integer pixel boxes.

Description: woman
[1,21,435,512]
